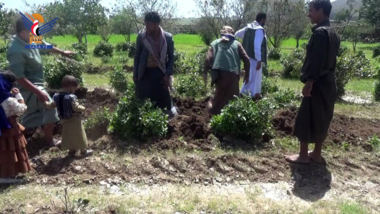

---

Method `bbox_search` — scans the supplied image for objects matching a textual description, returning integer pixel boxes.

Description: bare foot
[308,152,324,164]
[285,154,310,164]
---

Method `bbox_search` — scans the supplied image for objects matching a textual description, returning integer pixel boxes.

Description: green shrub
[261,77,279,95]
[335,55,356,99]
[338,45,349,57]
[118,56,129,64]
[101,56,111,64]
[373,45,380,58]
[268,48,281,60]
[374,81,380,101]
[115,42,130,52]
[109,68,128,93]
[281,49,305,79]
[173,49,191,73]
[85,107,110,130]
[271,88,297,109]
[128,43,136,58]
[0,43,8,54]
[44,57,84,89]
[199,29,214,46]
[368,135,380,149]
[110,83,168,140]
[210,95,274,140]
[0,53,9,70]
[71,43,87,61]
[187,48,208,74]
[93,41,114,57]
[175,71,208,98]
[352,51,374,78]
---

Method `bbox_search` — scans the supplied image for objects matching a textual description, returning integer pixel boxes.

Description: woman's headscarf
[0,74,13,135]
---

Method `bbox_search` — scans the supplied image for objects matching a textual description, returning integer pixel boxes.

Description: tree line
[0,0,379,48]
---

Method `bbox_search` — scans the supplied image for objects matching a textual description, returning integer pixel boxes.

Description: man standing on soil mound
[133,12,177,119]
[204,26,250,115]
[235,13,267,100]
[7,19,75,147]
[286,0,340,164]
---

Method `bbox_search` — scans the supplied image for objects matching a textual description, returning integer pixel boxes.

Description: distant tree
[343,22,373,53]
[40,0,108,43]
[194,0,256,39]
[110,7,135,41]
[335,9,350,22]
[122,0,177,32]
[266,0,306,48]
[335,0,358,23]
[0,4,18,41]
[291,1,309,48]
[98,22,112,42]
[361,0,380,29]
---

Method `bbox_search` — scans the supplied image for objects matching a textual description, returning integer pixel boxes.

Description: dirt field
[1,88,379,213]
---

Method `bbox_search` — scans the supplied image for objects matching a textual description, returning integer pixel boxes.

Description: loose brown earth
[6,89,380,213]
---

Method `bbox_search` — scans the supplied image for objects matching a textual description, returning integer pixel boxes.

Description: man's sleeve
[235,27,246,39]
[133,34,142,79]
[254,30,264,61]
[302,29,328,82]
[166,35,174,75]
[238,42,250,75]
[204,46,214,73]
[7,52,26,79]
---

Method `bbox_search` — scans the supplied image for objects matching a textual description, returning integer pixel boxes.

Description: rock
[279,172,285,177]
[216,177,223,183]
[73,166,82,173]
[184,180,191,186]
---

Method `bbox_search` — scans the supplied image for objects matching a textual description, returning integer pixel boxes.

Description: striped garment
[53,92,77,119]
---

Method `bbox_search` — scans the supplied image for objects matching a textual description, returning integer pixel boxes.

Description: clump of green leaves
[93,41,114,57]
[101,56,111,64]
[175,71,208,98]
[268,48,281,60]
[44,57,84,89]
[262,77,280,95]
[352,51,374,78]
[368,135,380,150]
[71,43,87,61]
[210,95,274,141]
[173,49,191,73]
[109,68,128,93]
[109,82,168,140]
[281,48,305,79]
[84,107,110,131]
[271,88,297,109]
[372,45,380,58]
[115,42,135,54]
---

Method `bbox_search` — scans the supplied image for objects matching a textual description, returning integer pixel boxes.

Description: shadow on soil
[290,162,332,202]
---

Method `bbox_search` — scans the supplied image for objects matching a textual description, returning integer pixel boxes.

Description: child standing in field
[46,75,92,156]
[0,71,31,184]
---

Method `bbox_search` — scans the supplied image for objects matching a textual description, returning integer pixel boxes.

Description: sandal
[80,150,93,156]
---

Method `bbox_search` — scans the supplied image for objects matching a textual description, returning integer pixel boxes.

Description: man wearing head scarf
[235,13,267,100]
[204,26,250,115]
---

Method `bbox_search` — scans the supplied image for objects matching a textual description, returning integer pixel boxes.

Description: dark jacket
[133,31,174,81]
[300,20,340,83]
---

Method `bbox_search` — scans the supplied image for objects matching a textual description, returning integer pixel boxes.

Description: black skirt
[294,73,337,143]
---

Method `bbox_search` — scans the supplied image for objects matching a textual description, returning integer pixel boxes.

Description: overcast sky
[1,0,198,18]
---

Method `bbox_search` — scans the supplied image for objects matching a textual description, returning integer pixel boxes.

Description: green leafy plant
[271,88,297,109]
[373,45,380,58]
[342,141,350,151]
[335,55,356,99]
[210,95,274,140]
[175,71,208,98]
[50,188,89,214]
[71,43,87,61]
[101,56,111,64]
[110,82,168,140]
[173,49,191,73]
[128,43,136,58]
[281,48,305,79]
[115,42,131,52]
[93,41,114,57]
[368,135,380,150]
[261,77,280,95]
[44,57,84,89]
[187,48,209,74]
[352,51,374,78]
[268,48,281,60]
[84,107,110,130]
[109,68,128,93]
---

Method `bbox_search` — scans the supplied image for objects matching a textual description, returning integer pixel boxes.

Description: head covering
[221,26,236,42]
[0,75,13,135]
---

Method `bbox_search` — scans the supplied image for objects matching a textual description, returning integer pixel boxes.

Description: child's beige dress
[48,93,87,150]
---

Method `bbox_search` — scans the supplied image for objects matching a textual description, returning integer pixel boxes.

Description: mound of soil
[155,97,214,151]
[87,65,115,74]
[272,108,380,146]
[83,88,120,118]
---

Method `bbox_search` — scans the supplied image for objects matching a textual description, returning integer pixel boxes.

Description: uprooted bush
[44,57,84,89]
[93,41,114,57]
[175,71,209,98]
[71,43,88,61]
[110,83,168,140]
[210,95,274,141]
[84,107,111,140]
[109,68,128,93]
[281,48,305,79]
[268,48,281,60]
